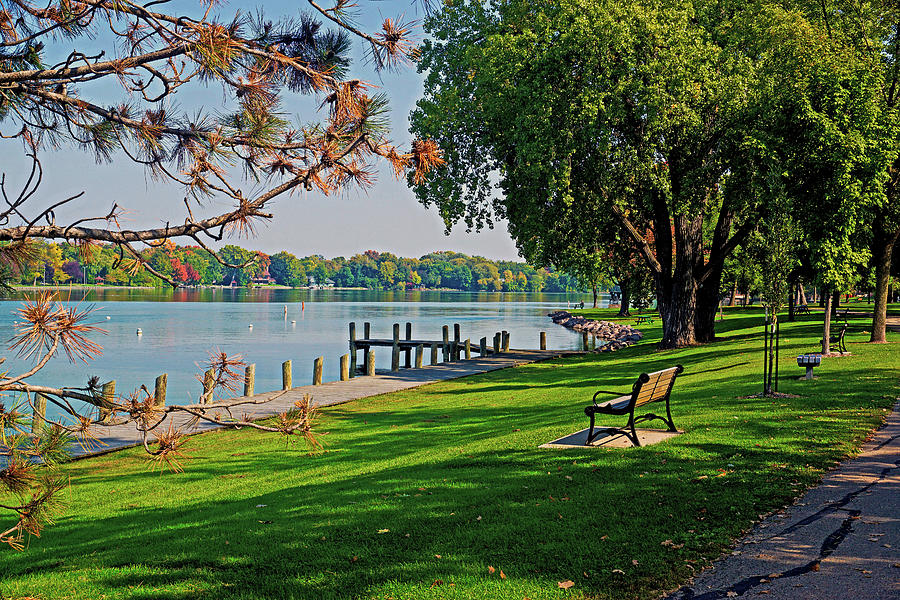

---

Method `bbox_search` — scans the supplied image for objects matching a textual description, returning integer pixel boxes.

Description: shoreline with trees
[4,241,593,294]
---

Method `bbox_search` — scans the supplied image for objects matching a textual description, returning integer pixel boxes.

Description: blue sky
[0,1,520,260]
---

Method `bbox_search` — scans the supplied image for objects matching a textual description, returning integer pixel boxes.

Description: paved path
[667,400,900,600]
[78,349,573,458]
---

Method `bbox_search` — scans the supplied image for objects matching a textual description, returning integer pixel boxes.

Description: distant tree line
[6,242,589,293]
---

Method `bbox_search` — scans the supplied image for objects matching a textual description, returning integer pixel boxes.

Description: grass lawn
[2,309,898,599]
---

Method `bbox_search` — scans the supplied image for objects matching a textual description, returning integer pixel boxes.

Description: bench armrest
[592,389,626,404]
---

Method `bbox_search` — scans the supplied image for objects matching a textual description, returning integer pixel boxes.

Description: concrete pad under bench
[540,427,682,449]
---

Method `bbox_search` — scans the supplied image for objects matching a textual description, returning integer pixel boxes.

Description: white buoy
[136,328,142,335]
[249,324,253,329]
[290,320,296,325]
[106,316,111,320]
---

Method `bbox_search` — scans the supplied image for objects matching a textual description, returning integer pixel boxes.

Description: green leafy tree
[269,252,306,287]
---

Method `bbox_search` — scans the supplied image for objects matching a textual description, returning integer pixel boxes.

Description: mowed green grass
[2,309,898,600]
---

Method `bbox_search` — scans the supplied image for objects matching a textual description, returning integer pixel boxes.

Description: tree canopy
[411,0,892,348]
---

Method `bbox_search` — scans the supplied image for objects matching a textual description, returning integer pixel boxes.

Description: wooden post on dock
[502,331,510,352]
[404,322,412,368]
[415,344,424,368]
[480,337,487,356]
[442,325,449,361]
[453,323,461,343]
[340,354,350,381]
[582,332,589,351]
[391,323,400,372]
[348,322,357,378]
[100,380,116,422]
[155,373,168,406]
[32,392,47,435]
[363,322,371,373]
[465,338,471,359]
[430,342,439,365]
[366,350,376,376]
[202,369,214,403]
[243,366,254,397]
[282,360,292,390]
[540,331,547,350]
[313,356,324,385]
[493,333,501,354]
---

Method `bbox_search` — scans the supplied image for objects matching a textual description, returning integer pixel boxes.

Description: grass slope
[1,309,898,600]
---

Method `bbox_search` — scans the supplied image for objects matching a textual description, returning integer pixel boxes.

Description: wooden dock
[71,348,572,460]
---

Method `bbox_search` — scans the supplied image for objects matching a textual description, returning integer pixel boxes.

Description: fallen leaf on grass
[351,556,358,562]
[435,554,442,559]
[661,539,685,549]
[377,529,390,534]
[558,580,574,589]
[632,560,639,566]
[726,593,738,598]
[430,580,443,588]
[500,570,506,579]
[612,569,625,575]
[488,566,496,574]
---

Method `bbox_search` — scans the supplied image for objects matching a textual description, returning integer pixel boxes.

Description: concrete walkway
[77,349,573,458]
[667,399,900,600]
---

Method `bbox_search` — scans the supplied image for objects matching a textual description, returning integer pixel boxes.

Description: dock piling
[349,322,357,378]
[100,380,116,422]
[243,366,254,397]
[282,360,292,390]
[430,342,439,365]
[202,369,214,403]
[340,354,350,381]
[453,323,460,343]
[366,350,376,376]
[155,373,168,406]
[502,331,510,352]
[404,322,412,368]
[493,333,501,354]
[479,337,487,356]
[32,392,47,435]
[313,356,324,385]
[465,338,471,359]
[582,332,589,351]
[363,322,371,373]
[540,331,547,350]
[415,344,424,368]
[391,323,400,372]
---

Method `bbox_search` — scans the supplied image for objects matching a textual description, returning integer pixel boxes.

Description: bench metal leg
[664,398,677,432]
[627,414,640,447]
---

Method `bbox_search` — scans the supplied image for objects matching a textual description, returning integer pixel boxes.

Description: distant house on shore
[251,266,275,286]
[307,277,335,289]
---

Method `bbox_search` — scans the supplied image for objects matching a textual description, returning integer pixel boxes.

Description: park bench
[796,304,811,315]
[821,323,848,354]
[584,365,684,447]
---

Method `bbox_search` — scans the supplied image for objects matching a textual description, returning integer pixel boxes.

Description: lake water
[0,289,600,414]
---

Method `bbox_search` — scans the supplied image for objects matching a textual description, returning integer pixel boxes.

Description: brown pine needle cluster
[9,292,105,364]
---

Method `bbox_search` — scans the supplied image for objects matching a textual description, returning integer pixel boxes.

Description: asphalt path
[667,399,900,599]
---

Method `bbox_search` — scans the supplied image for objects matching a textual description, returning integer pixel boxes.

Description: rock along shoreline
[547,311,644,352]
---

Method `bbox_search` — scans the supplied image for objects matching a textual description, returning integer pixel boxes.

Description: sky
[0,1,521,261]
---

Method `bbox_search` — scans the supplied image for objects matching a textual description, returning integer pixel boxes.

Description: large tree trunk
[822,291,833,355]
[729,280,737,307]
[694,265,724,343]
[617,278,631,317]
[870,225,899,343]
